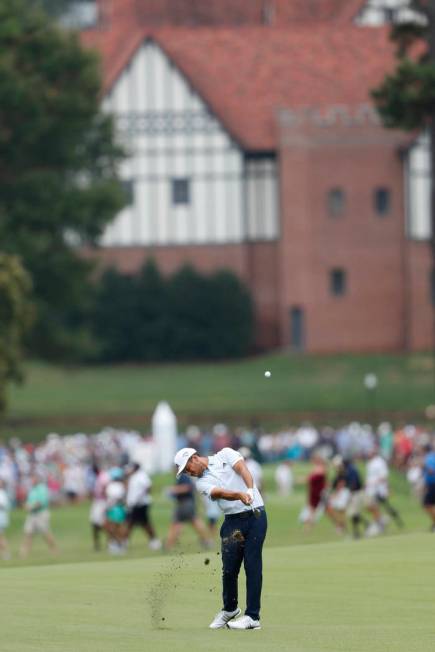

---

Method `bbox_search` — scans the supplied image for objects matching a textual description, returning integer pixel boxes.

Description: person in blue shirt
[422,444,435,532]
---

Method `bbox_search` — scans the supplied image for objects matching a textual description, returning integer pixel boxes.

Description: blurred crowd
[0,421,432,508]
[0,421,434,559]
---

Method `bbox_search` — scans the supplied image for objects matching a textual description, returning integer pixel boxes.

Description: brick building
[78,0,432,352]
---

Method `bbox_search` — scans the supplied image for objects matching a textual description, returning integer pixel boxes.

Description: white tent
[152,401,177,472]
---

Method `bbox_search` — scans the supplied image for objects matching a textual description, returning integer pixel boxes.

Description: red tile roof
[272,0,364,23]
[82,22,395,151]
[97,0,365,27]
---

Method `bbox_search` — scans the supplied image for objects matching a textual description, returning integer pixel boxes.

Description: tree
[0,0,125,359]
[372,1,435,351]
[91,262,255,362]
[0,255,33,418]
[91,261,170,362]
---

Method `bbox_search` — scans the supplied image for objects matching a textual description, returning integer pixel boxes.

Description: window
[289,307,305,351]
[121,180,134,206]
[330,268,346,296]
[327,188,345,217]
[374,187,391,216]
[172,178,190,205]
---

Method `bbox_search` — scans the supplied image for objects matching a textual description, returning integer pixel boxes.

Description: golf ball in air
[264,370,271,378]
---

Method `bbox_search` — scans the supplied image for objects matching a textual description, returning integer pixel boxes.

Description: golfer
[174,447,267,630]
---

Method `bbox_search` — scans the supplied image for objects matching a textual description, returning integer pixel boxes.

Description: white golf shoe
[148,538,162,551]
[209,608,241,629]
[227,615,261,630]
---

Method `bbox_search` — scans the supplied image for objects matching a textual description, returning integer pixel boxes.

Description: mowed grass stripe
[2,535,434,652]
[7,353,434,424]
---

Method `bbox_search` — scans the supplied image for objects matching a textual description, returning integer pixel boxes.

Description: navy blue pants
[220,508,267,620]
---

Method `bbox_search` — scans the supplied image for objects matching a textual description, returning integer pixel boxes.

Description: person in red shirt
[303,455,327,531]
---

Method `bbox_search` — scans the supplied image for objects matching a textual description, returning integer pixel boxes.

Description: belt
[225,506,265,520]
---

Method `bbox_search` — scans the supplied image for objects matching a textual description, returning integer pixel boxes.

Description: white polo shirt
[126,469,152,508]
[196,447,264,516]
[366,455,389,498]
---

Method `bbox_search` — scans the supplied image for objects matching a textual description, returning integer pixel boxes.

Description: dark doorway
[290,307,305,351]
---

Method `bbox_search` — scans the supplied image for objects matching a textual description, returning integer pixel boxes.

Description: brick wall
[407,241,432,350]
[277,108,418,353]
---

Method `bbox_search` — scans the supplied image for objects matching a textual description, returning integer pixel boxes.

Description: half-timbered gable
[100,40,278,247]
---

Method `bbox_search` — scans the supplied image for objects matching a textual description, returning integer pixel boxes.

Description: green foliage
[372,13,435,131]
[0,254,33,417]
[92,261,254,362]
[0,0,125,359]
[373,58,435,129]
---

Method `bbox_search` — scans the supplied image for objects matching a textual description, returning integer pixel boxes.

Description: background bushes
[91,260,255,362]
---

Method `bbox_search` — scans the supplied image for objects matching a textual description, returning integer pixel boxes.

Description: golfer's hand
[239,492,253,505]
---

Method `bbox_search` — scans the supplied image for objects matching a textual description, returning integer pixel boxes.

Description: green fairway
[1,464,433,651]
[4,352,435,438]
[2,534,434,652]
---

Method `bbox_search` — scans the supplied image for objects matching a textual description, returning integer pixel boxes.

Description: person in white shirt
[174,446,266,631]
[365,448,403,536]
[126,464,161,551]
[104,468,128,554]
[275,460,293,496]
[0,479,11,560]
[202,492,222,536]
[89,465,109,552]
[239,447,264,494]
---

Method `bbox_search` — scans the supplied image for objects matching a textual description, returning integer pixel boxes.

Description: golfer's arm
[232,460,254,490]
[210,488,244,501]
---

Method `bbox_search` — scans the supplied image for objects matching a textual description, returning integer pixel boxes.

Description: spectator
[422,443,435,532]
[406,456,424,499]
[89,465,109,552]
[126,463,161,551]
[63,463,86,502]
[165,472,212,549]
[326,456,350,535]
[275,460,293,497]
[365,447,403,537]
[202,493,222,536]
[378,422,394,461]
[20,472,58,558]
[239,448,263,494]
[105,468,128,554]
[300,455,327,531]
[342,458,369,539]
[0,478,11,560]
